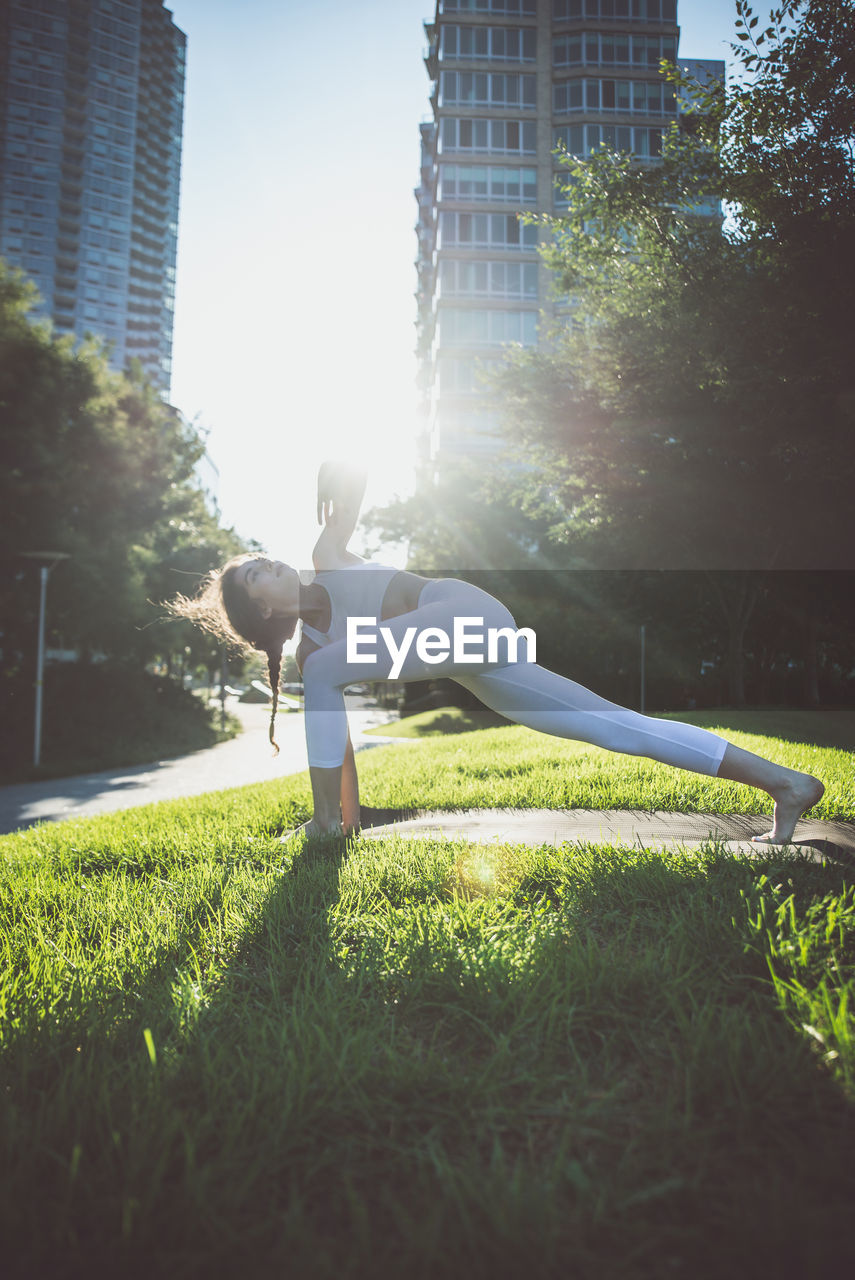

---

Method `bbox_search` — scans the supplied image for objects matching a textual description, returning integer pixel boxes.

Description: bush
[0,662,235,780]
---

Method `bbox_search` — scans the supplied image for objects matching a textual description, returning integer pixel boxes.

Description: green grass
[1,712,854,1277]
[359,709,854,819]
[371,704,855,751]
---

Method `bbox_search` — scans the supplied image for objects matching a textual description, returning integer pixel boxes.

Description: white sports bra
[300,562,400,649]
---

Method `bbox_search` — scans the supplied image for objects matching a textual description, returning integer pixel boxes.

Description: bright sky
[166,0,741,570]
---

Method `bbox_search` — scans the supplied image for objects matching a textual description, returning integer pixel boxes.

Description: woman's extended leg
[454,665,824,843]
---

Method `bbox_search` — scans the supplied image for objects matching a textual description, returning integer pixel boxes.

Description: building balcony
[436,0,537,22]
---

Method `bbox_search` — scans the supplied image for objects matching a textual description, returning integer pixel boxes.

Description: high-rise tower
[0,0,185,394]
[416,0,722,473]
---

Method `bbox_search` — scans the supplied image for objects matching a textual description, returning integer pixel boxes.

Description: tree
[363,463,721,705]
[493,0,855,702]
[723,0,855,239]
[364,456,564,574]
[0,260,249,682]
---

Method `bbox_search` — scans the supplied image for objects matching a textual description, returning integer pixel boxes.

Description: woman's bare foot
[751,772,825,845]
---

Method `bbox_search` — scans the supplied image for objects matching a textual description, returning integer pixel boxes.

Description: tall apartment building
[415,0,723,471]
[0,0,185,394]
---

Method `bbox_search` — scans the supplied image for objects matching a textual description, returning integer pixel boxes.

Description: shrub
[0,662,231,779]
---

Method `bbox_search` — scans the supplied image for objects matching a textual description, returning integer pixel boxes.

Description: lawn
[1,711,854,1278]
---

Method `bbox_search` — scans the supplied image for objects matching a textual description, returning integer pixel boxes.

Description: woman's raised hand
[316,460,367,526]
[316,460,339,526]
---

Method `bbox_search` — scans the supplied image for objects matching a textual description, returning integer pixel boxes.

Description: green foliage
[489,0,855,703]
[350,711,851,820]
[0,662,238,781]
[502,129,854,571]
[495,0,855,565]
[0,260,252,705]
[723,0,855,235]
[364,456,564,572]
[1,717,854,1275]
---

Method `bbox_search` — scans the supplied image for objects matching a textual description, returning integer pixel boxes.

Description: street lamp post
[220,645,227,733]
[20,552,70,767]
[640,624,646,715]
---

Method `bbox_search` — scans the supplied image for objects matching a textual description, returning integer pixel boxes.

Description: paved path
[5,709,852,863]
[0,698,401,835]
[360,808,855,862]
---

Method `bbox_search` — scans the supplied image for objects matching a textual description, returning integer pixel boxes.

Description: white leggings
[301,578,729,777]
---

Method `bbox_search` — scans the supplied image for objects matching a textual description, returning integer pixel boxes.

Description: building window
[440,116,538,155]
[441,25,536,61]
[440,258,539,299]
[439,210,539,249]
[553,31,676,66]
[431,407,505,459]
[439,164,537,203]
[553,78,676,114]
[438,355,499,394]
[438,306,538,346]
[554,122,662,156]
[441,0,536,14]
[440,71,537,109]
[554,80,584,112]
[553,0,676,20]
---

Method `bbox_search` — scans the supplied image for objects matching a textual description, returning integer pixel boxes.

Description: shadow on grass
[173,843,855,1275]
[369,707,512,739]
[664,707,855,751]
[6,837,855,1278]
[408,710,512,737]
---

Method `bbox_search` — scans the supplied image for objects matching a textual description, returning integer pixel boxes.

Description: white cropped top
[300,562,400,650]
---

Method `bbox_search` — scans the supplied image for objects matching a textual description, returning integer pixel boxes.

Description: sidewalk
[0,697,401,835]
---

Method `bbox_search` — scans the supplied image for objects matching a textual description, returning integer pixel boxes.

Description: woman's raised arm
[312,460,368,569]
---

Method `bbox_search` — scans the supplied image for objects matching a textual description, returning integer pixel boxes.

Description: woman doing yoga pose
[171,461,824,844]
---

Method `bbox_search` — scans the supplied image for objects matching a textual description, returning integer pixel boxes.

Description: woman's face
[239,558,299,620]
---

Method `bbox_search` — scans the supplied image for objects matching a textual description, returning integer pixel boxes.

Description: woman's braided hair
[167,554,297,753]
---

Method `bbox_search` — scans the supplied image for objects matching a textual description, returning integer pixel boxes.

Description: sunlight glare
[457,848,500,898]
